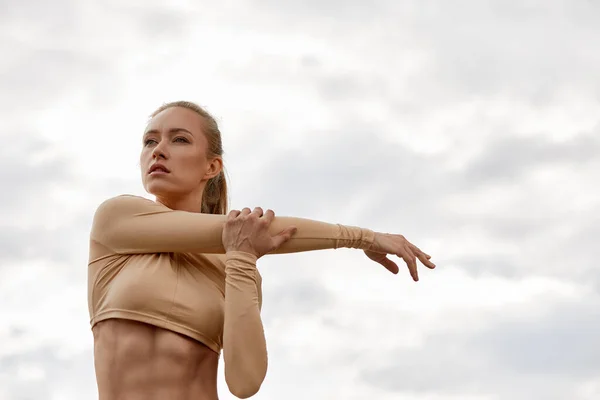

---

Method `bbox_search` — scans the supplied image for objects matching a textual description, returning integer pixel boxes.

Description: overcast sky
[1,0,599,399]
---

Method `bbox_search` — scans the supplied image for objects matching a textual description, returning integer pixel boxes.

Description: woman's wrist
[336,225,375,250]
[225,250,259,264]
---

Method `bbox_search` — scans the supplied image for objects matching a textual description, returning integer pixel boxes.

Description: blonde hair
[150,101,229,215]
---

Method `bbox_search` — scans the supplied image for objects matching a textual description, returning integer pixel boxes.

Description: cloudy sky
[1,0,599,399]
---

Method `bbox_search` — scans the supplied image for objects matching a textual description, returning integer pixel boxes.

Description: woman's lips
[149,169,169,175]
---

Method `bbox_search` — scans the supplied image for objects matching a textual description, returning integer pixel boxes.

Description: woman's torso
[88,246,261,399]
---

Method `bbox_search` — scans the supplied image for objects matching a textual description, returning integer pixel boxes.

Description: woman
[87,101,436,400]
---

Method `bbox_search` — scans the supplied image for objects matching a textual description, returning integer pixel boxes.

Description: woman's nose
[152,141,168,159]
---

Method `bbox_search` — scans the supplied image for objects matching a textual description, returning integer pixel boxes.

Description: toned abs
[93,319,219,400]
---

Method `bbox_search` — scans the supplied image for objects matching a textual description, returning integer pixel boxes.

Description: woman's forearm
[222,251,267,399]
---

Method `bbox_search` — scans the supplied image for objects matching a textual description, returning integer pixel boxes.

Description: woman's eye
[174,137,189,143]
[144,139,157,146]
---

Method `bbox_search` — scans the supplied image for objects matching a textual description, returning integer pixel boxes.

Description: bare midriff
[93,319,219,400]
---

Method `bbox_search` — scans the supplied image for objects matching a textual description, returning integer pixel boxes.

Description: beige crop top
[87,195,375,398]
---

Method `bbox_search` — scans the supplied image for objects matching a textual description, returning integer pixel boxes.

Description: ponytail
[201,169,228,215]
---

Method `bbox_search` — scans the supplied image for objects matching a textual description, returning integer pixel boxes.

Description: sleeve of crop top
[222,251,266,398]
[90,195,375,256]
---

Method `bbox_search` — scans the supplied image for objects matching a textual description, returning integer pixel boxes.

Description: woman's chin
[145,181,178,198]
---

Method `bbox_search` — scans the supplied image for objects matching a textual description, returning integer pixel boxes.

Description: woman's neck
[155,192,204,213]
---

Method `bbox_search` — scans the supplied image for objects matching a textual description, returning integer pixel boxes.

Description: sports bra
[87,195,374,397]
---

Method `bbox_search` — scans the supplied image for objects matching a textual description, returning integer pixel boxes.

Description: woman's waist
[94,319,219,399]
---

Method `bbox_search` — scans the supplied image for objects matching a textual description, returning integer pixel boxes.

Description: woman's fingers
[408,244,434,269]
[263,209,275,223]
[420,253,436,269]
[419,253,436,269]
[379,256,400,275]
[227,209,241,221]
[399,245,418,282]
[408,242,427,258]
[409,243,436,269]
[406,240,435,269]
[271,226,298,249]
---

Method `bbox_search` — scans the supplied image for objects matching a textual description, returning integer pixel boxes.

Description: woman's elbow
[225,364,267,399]
[227,377,263,399]
[228,383,261,399]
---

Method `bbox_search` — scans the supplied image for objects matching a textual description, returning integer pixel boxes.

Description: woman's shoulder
[100,193,160,207]
[98,194,151,207]
[93,194,158,220]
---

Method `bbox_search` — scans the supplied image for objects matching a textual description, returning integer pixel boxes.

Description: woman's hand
[364,233,436,281]
[223,207,298,258]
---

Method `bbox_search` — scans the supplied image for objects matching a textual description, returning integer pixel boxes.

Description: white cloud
[1,0,599,399]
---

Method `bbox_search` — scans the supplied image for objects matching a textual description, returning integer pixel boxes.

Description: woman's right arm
[90,195,375,255]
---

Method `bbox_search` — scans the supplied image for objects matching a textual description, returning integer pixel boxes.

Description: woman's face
[140,106,221,200]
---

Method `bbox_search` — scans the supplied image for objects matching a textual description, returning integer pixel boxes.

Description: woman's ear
[204,157,223,180]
